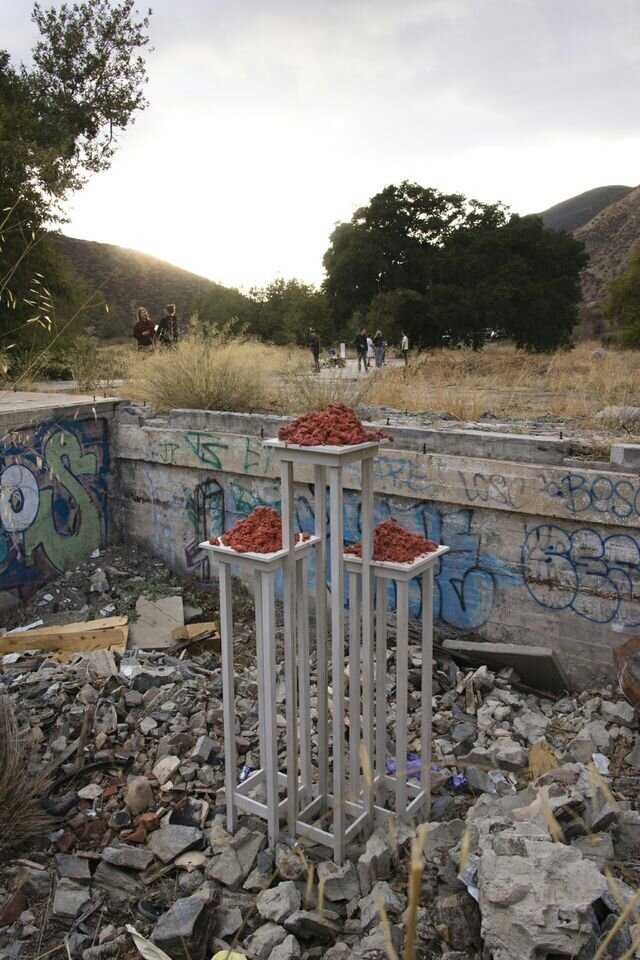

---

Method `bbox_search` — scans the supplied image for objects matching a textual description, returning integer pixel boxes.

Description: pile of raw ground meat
[277,403,392,446]
[345,519,439,563]
[209,506,310,554]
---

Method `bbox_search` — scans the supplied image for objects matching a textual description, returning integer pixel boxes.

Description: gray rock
[19,868,51,899]
[351,921,403,959]
[423,819,465,861]
[357,830,392,895]
[624,738,640,769]
[269,934,302,960]
[54,855,91,883]
[465,767,499,794]
[322,946,352,960]
[52,879,91,919]
[490,738,528,771]
[613,810,640,858]
[93,863,142,904]
[207,847,244,889]
[101,846,154,871]
[513,708,549,745]
[431,891,481,951]
[276,843,306,881]
[284,910,341,943]
[256,881,301,923]
[573,832,614,865]
[452,722,477,743]
[178,870,205,896]
[215,905,242,938]
[590,800,618,833]
[317,861,360,901]
[479,838,607,960]
[191,735,217,763]
[152,894,217,960]
[359,881,406,932]
[601,700,636,727]
[232,827,266,875]
[93,699,118,735]
[147,824,203,864]
[152,755,181,785]
[244,921,288,960]
[124,776,154,815]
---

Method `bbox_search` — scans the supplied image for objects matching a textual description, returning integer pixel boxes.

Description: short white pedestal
[344,545,450,821]
[199,536,318,846]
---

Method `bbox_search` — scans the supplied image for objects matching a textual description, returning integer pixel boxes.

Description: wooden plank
[0,623,128,654]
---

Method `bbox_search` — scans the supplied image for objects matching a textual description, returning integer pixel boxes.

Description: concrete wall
[115,409,640,687]
[0,396,118,601]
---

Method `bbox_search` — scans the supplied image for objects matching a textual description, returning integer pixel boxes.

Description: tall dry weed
[282,367,372,414]
[0,694,51,860]
[125,336,285,412]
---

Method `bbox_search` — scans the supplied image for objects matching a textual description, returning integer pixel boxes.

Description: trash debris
[613,633,640,709]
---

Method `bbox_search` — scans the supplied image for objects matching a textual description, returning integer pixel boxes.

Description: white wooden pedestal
[199,536,318,846]
[344,545,450,821]
[264,439,380,864]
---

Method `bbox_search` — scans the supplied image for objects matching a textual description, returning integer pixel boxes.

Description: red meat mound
[278,403,392,446]
[209,506,310,554]
[345,519,439,564]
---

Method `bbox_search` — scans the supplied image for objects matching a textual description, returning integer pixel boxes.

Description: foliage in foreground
[0,695,50,861]
[605,249,640,348]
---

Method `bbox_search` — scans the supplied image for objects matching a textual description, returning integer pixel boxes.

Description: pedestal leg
[261,569,279,845]
[348,570,361,794]
[421,569,434,819]
[297,556,312,804]
[254,571,267,774]
[328,465,346,864]
[360,457,375,826]
[375,577,387,802]
[219,562,237,834]
[314,465,328,802]
[281,459,298,834]
[395,579,409,817]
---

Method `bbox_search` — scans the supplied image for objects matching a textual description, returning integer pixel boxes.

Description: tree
[249,279,332,345]
[604,249,640,348]
[322,182,587,353]
[0,1,151,352]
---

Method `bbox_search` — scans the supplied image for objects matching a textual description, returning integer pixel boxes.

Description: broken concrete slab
[442,639,570,693]
[128,595,184,651]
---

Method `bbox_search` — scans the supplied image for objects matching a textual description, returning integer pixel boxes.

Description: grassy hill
[574,184,640,306]
[537,185,633,233]
[52,234,237,337]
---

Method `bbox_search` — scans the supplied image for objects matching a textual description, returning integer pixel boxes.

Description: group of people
[308,326,410,372]
[133,304,179,350]
[354,328,409,371]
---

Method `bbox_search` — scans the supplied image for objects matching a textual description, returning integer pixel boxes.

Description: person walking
[366,333,375,367]
[354,328,368,372]
[401,331,409,366]
[373,330,385,368]
[133,307,156,350]
[309,327,321,373]
[157,304,179,346]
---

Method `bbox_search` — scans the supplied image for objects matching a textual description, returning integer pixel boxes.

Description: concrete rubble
[0,549,639,959]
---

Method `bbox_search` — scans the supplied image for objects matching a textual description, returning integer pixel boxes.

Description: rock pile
[1,604,639,959]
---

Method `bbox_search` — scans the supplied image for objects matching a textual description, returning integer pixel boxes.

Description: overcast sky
[3,0,639,289]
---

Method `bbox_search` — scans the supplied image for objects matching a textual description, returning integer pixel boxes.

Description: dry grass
[0,694,51,861]
[365,342,640,426]
[281,365,372,414]
[124,336,290,413]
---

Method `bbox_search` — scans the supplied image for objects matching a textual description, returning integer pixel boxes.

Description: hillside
[52,234,233,337]
[574,184,640,305]
[537,185,633,233]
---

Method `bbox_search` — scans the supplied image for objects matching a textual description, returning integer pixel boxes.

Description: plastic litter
[239,764,254,783]
[385,753,441,781]
[449,773,469,793]
[592,753,610,775]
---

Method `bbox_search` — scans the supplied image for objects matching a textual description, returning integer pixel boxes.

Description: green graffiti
[24,430,101,571]
[184,432,229,469]
[243,437,271,474]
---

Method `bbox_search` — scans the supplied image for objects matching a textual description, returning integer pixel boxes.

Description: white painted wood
[280,458,298,834]
[219,562,237,834]
[262,570,280,845]
[329,464,346,864]
[375,578,387,803]
[314,464,328,801]
[348,570,361,793]
[421,568,434,819]
[395,579,409,817]
[297,556,312,804]
[254,571,266,775]
[360,457,375,827]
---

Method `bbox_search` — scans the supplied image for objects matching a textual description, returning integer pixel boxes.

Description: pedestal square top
[264,437,386,466]
[343,543,450,580]
[199,534,320,571]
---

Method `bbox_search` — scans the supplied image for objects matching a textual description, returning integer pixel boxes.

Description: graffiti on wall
[522,522,640,625]
[542,473,640,520]
[0,419,109,596]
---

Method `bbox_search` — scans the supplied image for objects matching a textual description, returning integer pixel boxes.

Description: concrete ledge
[0,393,122,433]
[610,444,640,471]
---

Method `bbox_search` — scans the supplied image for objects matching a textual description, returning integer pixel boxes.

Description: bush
[0,695,51,861]
[127,332,282,412]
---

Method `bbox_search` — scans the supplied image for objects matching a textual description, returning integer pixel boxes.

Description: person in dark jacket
[157,304,179,346]
[309,328,320,372]
[354,328,368,372]
[373,330,385,368]
[133,307,156,350]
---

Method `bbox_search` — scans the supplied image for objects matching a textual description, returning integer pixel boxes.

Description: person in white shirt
[401,332,409,366]
[366,335,375,364]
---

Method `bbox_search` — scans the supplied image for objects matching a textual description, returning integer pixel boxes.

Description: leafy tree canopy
[249,278,332,346]
[0,1,151,354]
[604,249,640,348]
[323,181,587,353]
